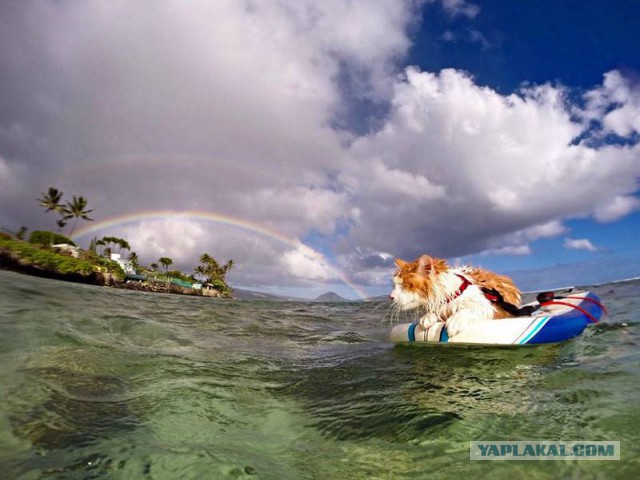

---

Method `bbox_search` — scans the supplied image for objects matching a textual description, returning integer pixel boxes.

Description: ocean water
[1,270,639,479]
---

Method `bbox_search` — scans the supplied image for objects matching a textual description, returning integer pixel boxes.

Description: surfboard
[389,291,606,345]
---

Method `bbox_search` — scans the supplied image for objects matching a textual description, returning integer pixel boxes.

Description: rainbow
[73,209,368,299]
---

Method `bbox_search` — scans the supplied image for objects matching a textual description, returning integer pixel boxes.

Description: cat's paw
[419,313,439,330]
[445,316,470,337]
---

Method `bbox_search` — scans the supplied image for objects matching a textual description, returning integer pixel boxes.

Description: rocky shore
[112,279,221,297]
[0,248,118,286]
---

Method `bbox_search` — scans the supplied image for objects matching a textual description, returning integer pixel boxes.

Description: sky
[1,0,639,299]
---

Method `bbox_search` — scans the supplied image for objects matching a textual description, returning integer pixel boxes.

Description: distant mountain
[231,288,304,301]
[313,291,349,302]
[231,288,365,302]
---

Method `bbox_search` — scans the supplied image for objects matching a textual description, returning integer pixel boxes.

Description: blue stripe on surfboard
[408,323,416,342]
[440,325,449,343]
[518,316,550,345]
[512,316,544,345]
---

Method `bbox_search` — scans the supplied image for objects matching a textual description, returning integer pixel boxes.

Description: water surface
[1,270,639,479]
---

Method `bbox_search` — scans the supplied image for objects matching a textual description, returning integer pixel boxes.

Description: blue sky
[1,0,639,299]
[411,0,640,92]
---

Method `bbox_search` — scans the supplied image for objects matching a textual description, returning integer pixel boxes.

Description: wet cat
[390,254,521,337]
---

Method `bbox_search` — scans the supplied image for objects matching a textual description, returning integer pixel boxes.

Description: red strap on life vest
[447,274,472,303]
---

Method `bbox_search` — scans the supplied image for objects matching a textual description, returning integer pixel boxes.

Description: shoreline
[0,249,225,298]
[0,249,117,286]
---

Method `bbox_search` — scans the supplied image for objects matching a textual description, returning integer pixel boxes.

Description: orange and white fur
[390,255,521,337]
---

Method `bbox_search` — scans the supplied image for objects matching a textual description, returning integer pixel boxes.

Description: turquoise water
[1,270,639,479]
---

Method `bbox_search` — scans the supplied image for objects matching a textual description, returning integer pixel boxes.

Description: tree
[223,259,234,274]
[37,187,66,230]
[199,253,215,268]
[198,252,221,280]
[150,262,159,271]
[193,265,207,282]
[117,238,131,252]
[128,252,139,272]
[196,253,234,293]
[15,226,28,240]
[158,257,173,273]
[98,236,131,254]
[98,237,114,256]
[37,187,63,213]
[61,195,94,237]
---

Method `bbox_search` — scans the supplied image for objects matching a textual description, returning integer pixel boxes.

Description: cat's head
[390,254,449,310]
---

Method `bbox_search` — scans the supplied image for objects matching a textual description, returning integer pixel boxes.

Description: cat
[390,254,521,337]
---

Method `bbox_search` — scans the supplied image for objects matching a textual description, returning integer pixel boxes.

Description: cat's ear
[395,258,407,268]
[417,255,433,274]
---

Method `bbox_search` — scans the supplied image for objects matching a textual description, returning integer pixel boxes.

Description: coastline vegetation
[0,187,235,297]
[0,233,125,282]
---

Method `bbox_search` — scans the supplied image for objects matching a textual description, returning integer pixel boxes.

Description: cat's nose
[389,292,395,301]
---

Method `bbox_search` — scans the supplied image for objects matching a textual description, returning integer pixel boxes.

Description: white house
[110,253,136,275]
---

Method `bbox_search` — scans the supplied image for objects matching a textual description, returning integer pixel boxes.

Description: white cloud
[1,2,640,296]
[593,195,640,222]
[0,0,417,291]
[280,244,338,282]
[440,0,480,19]
[477,221,566,257]
[233,186,355,237]
[109,218,210,267]
[341,67,640,263]
[564,238,599,252]
[483,244,532,256]
[520,221,569,239]
[585,70,640,137]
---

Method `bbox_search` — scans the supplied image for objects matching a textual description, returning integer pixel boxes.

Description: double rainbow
[73,209,368,299]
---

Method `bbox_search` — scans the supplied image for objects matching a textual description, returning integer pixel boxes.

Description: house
[201,283,221,297]
[110,253,136,275]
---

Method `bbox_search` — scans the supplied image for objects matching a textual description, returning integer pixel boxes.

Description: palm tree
[199,252,222,281]
[158,257,173,292]
[100,236,130,254]
[37,187,66,230]
[128,252,140,272]
[150,262,159,271]
[158,257,173,273]
[37,187,64,212]
[98,236,115,256]
[199,253,213,266]
[194,265,207,282]
[223,259,234,274]
[95,238,107,256]
[62,195,94,237]
[118,238,131,253]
